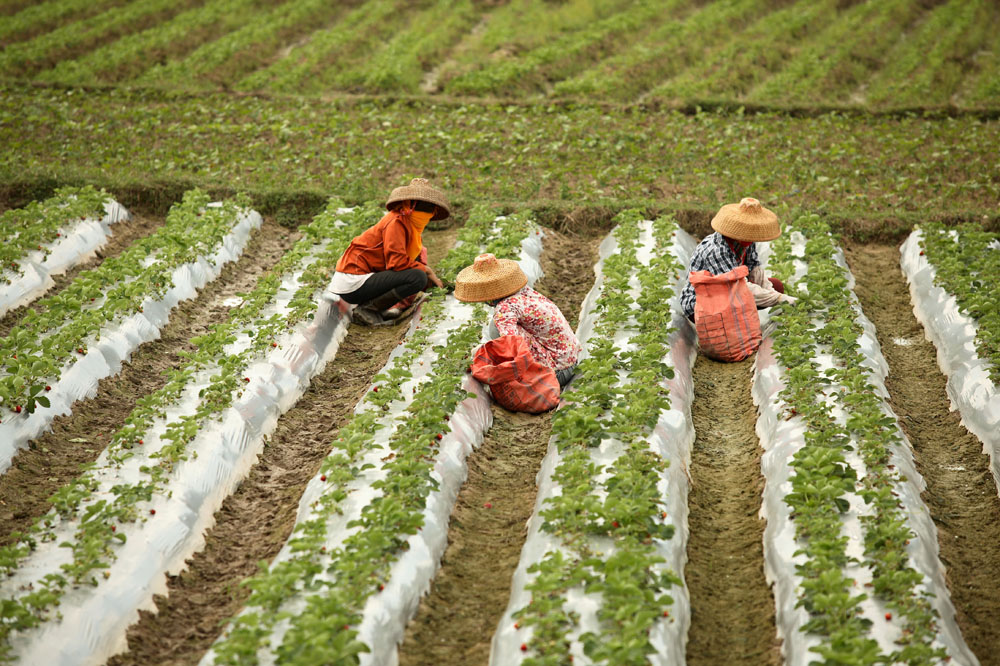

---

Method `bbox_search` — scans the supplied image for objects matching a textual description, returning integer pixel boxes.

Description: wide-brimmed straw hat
[454,253,527,303]
[386,177,451,221]
[710,197,780,242]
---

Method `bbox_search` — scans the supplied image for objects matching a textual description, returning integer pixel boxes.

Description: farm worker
[680,198,798,362]
[329,178,448,326]
[455,253,581,387]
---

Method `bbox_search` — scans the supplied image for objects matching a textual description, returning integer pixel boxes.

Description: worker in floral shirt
[455,254,580,387]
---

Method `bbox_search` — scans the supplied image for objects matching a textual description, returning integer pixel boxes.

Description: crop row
[2,85,997,222]
[901,225,1000,501]
[0,190,259,473]
[0,186,127,316]
[492,212,696,664]
[203,206,540,665]
[757,216,974,664]
[0,199,371,664]
[2,0,998,108]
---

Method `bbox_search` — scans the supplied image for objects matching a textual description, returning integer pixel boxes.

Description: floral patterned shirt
[493,287,581,371]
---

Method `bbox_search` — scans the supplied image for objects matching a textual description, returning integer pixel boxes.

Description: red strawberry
[111,526,116,532]
[77,347,84,354]
[435,433,442,440]
[372,386,379,392]
[378,584,385,591]
[520,644,528,652]
[45,386,51,391]
[484,502,492,509]
[662,610,669,617]
[244,377,250,383]
[885,613,892,621]
[150,509,156,515]
[514,622,520,629]
[15,405,22,413]
[138,439,143,445]
[320,475,327,482]
[271,342,277,348]
[612,520,620,528]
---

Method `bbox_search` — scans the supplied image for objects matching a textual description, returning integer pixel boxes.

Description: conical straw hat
[386,178,451,220]
[454,253,527,303]
[710,197,780,242]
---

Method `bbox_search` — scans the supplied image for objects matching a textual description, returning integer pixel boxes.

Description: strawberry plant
[760,214,973,664]
[499,211,688,664]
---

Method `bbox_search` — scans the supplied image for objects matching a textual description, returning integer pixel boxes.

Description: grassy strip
[0,189,245,416]
[135,0,345,89]
[442,0,663,97]
[552,0,767,100]
[866,0,992,108]
[917,222,1000,384]
[329,0,479,95]
[0,0,119,43]
[36,0,265,85]
[1,85,997,219]
[235,0,400,93]
[208,207,531,664]
[747,0,921,105]
[0,0,194,77]
[0,200,372,663]
[512,211,682,663]
[768,215,947,663]
[645,0,835,103]
[0,185,111,285]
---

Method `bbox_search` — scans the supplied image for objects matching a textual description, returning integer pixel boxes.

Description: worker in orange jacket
[329,178,447,326]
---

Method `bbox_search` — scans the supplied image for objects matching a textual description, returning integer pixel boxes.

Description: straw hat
[386,178,451,220]
[454,253,527,303]
[710,197,780,242]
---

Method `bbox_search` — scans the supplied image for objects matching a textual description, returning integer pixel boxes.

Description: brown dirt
[397,226,600,665]
[106,227,458,666]
[685,355,780,666]
[0,219,296,546]
[844,243,1000,666]
[0,212,164,338]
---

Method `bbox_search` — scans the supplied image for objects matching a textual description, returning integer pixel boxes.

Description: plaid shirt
[680,232,759,318]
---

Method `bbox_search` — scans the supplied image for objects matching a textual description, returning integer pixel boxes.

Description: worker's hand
[426,267,444,289]
[779,293,799,305]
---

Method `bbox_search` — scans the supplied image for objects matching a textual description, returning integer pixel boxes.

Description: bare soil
[107,227,458,665]
[685,355,780,666]
[0,219,297,546]
[398,227,600,665]
[0,212,164,338]
[845,243,1000,666]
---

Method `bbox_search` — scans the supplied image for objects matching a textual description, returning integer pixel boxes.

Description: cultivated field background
[2,1,1000,665]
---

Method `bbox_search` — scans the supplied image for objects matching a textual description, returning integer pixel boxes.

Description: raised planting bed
[202,206,542,665]
[901,224,1000,498]
[0,186,129,317]
[0,189,259,474]
[0,199,372,665]
[491,211,698,665]
[754,214,977,664]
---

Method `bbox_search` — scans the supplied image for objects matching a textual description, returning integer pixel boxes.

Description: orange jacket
[335,212,426,275]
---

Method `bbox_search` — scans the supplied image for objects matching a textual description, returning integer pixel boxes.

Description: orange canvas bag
[471,335,560,414]
[689,265,762,362]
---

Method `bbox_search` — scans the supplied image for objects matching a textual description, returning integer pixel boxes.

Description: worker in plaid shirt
[680,198,797,321]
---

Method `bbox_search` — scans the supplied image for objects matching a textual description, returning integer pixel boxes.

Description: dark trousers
[339,269,427,305]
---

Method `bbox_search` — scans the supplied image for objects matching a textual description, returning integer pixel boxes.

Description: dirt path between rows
[0,212,164,338]
[108,226,459,666]
[845,243,1000,666]
[398,227,600,665]
[0,219,296,546]
[685,356,780,666]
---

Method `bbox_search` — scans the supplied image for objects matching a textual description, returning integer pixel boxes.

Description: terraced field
[2,1,999,665]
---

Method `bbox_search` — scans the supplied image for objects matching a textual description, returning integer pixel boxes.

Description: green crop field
[2,2,1000,665]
